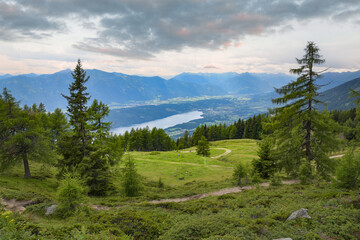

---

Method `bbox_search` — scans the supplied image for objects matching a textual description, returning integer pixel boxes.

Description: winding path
[149,180,299,204]
[211,148,232,159]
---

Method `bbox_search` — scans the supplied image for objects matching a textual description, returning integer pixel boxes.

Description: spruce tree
[270,42,339,178]
[252,138,276,179]
[196,136,210,157]
[59,59,91,172]
[59,60,113,195]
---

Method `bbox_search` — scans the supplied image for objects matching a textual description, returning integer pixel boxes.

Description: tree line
[176,114,267,149]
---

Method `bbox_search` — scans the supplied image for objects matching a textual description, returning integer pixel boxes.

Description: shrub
[251,172,262,184]
[158,178,164,188]
[56,173,87,218]
[122,154,142,197]
[233,163,249,186]
[91,210,161,240]
[299,161,313,185]
[270,173,282,186]
[335,149,360,189]
[252,139,276,179]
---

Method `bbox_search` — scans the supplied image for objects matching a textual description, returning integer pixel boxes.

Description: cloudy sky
[0,0,359,77]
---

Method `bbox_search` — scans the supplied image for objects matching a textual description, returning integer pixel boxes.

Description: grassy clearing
[210,139,259,165]
[126,139,258,186]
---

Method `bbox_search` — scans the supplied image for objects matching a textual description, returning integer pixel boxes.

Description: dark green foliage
[252,139,276,179]
[122,154,142,197]
[196,136,210,157]
[79,146,112,196]
[120,127,174,152]
[335,149,360,189]
[56,173,87,218]
[88,99,110,139]
[91,210,162,239]
[160,213,245,240]
[185,114,266,148]
[47,108,69,146]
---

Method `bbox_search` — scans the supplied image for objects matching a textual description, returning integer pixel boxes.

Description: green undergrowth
[1,183,359,239]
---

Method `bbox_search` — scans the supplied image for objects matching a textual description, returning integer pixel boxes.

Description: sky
[0,0,359,77]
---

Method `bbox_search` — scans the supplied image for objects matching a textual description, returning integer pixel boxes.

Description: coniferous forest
[0,43,360,239]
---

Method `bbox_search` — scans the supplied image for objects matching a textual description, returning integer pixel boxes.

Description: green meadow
[1,139,359,239]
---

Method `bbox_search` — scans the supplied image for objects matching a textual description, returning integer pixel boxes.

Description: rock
[286,208,311,220]
[273,238,292,240]
[45,205,57,215]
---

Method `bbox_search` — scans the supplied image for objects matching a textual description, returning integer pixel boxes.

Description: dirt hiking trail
[149,180,299,204]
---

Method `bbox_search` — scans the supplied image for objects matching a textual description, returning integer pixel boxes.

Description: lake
[111,110,203,135]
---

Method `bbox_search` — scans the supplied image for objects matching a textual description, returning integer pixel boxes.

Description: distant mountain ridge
[0,69,359,111]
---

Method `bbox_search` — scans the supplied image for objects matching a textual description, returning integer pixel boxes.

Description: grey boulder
[45,204,57,215]
[286,208,311,221]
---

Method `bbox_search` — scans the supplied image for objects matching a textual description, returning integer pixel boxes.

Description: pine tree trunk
[23,151,31,178]
[306,64,313,163]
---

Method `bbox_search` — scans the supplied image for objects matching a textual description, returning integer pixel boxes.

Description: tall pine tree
[270,42,339,178]
[59,60,113,195]
[59,59,91,173]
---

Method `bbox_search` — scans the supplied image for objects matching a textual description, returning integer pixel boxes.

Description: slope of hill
[318,77,360,110]
[169,72,295,95]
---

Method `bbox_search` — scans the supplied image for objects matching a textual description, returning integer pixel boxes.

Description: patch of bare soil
[1,198,38,213]
[329,154,344,159]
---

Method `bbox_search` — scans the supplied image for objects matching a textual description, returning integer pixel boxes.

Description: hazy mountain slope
[170,72,295,95]
[320,70,360,91]
[318,77,360,110]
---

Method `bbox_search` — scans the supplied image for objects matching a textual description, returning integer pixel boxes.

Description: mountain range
[1,69,359,112]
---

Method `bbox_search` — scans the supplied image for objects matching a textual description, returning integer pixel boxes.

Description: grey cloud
[2,0,360,57]
[0,1,63,41]
[73,41,154,60]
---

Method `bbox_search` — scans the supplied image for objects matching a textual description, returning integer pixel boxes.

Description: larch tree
[269,42,339,179]
[0,88,52,178]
